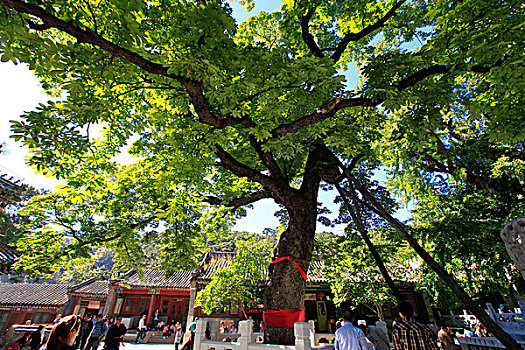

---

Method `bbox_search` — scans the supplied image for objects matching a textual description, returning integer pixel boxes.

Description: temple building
[107,270,193,329]
[0,251,432,336]
[0,283,71,334]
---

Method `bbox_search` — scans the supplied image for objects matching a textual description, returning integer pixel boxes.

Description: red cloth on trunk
[270,256,307,280]
[263,308,306,328]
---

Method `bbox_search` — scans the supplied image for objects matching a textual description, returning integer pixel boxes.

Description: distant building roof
[0,246,19,274]
[0,283,71,307]
[0,174,22,203]
[121,270,192,289]
[194,251,327,284]
[69,279,109,296]
[194,251,236,282]
[307,260,327,284]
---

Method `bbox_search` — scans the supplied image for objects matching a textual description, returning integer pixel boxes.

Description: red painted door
[158,297,189,322]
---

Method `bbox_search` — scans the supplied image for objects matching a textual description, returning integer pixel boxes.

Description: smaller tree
[318,230,417,321]
[195,235,272,317]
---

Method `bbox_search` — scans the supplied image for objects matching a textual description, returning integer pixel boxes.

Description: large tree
[1,0,523,346]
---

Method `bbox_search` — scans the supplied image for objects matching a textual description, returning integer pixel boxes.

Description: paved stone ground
[120,342,175,350]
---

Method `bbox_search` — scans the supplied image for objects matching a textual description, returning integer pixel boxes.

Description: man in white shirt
[334,311,369,350]
[135,315,147,343]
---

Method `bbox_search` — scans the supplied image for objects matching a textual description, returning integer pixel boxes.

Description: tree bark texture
[263,194,318,344]
[262,146,329,345]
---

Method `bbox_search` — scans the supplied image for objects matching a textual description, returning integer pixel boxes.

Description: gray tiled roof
[307,260,327,283]
[0,283,70,307]
[121,270,192,289]
[195,251,236,282]
[70,280,109,296]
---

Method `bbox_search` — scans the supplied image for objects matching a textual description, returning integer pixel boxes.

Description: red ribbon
[263,308,306,328]
[271,256,308,280]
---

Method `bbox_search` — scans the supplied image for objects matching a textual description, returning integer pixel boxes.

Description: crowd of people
[11,314,127,350]
[334,301,491,350]
[7,301,503,350]
[133,312,184,348]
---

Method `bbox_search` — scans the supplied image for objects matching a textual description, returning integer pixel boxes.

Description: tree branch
[335,182,404,302]
[300,8,325,58]
[204,189,272,209]
[330,0,406,63]
[215,145,275,190]
[394,64,448,90]
[1,0,255,130]
[271,97,377,136]
[249,134,285,182]
[271,57,504,137]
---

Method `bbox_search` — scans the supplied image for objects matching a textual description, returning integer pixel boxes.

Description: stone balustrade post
[194,319,207,350]
[486,303,498,323]
[209,318,219,341]
[238,320,253,350]
[308,320,316,346]
[295,322,312,350]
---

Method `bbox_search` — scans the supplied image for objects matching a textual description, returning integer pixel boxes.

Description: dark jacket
[81,319,94,340]
[30,330,43,350]
[104,324,127,350]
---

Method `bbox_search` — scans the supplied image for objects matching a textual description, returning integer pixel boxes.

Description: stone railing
[307,321,335,345]
[457,302,525,350]
[194,319,333,350]
[1,324,53,344]
[458,337,506,349]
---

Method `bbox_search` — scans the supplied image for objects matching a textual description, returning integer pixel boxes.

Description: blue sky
[0,1,409,234]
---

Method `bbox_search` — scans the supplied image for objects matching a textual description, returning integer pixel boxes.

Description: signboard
[88,301,100,309]
[148,289,160,295]
[305,294,316,301]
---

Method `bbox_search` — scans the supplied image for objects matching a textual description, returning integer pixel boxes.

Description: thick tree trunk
[263,196,318,344]
[261,144,332,345]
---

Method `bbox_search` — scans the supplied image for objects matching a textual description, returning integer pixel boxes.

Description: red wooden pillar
[146,293,157,326]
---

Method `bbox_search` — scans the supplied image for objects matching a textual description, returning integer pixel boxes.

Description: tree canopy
[1,0,523,345]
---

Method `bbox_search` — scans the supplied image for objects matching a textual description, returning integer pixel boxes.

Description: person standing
[366,324,391,350]
[392,301,439,350]
[104,317,127,350]
[135,315,147,344]
[152,310,160,329]
[83,315,107,350]
[76,314,93,350]
[30,325,45,350]
[174,327,183,350]
[438,326,459,350]
[334,310,368,350]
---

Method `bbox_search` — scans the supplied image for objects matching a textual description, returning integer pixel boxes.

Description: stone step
[123,331,177,344]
